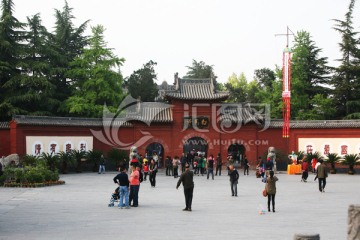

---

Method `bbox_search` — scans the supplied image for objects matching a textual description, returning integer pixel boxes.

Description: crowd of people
[108,150,328,213]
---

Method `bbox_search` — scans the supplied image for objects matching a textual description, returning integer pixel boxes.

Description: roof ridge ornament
[174,72,179,90]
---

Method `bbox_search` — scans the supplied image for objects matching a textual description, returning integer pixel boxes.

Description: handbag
[262,189,268,197]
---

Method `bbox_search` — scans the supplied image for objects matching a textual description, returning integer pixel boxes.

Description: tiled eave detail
[165,89,229,100]
[268,119,360,128]
[0,122,9,129]
[165,78,229,101]
[125,105,173,123]
[13,115,133,127]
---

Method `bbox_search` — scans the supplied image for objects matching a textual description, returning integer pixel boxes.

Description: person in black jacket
[149,159,158,187]
[176,164,194,211]
[243,156,249,175]
[229,165,239,197]
[113,167,130,209]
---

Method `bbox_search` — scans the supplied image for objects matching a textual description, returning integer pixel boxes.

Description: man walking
[98,154,106,174]
[229,165,239,196]
[207,155,215,180]
[316,159,328,192]
[176,164,194,211]
[215,153,222,176]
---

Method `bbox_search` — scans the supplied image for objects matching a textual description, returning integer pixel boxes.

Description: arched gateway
[183,137,208,157]
[228,143,246,165]
[145,142,164,166]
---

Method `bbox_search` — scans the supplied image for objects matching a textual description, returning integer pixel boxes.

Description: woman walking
[265,170,278,212]
[149,159,158,187]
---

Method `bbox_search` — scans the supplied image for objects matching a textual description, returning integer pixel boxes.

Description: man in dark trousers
[176,164,194,211]
[316,159,328,192]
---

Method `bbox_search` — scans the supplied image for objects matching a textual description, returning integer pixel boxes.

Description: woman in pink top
[129,165,140,207]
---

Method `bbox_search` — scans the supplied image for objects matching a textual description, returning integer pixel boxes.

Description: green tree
[246,80,261,103]
[48,1,89,115]
[254,66,283,119]
[62,25,125,117]
[0,0,27,120]
[254,68,275,89]
[224,73,248,102]
[185,59,214,78]
[126,60,158,102]
[184,59,221,90]
[291,30,331,120]
[332,0,360,119]
[3,14,58,116]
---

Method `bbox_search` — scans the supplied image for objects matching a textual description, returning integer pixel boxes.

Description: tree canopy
[126,60,158,102]
[0,0,360,121]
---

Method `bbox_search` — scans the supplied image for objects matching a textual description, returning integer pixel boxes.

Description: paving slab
[0,169,359,240]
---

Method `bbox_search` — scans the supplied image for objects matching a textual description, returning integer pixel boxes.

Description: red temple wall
[0,128,10,155]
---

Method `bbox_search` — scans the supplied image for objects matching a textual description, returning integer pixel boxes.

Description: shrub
[21,154,39,167]
[24,167,44,183]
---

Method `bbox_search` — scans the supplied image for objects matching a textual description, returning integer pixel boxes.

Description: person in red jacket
[301,160,309,182]
[129,165,140,207]
[143,161,149,181]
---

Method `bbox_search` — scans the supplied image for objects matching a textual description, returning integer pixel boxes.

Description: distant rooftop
[268,119,360,128]
[0,121,9,129]
[164,73,229,101]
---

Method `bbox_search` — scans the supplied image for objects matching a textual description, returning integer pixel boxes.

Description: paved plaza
[0,169,359,240]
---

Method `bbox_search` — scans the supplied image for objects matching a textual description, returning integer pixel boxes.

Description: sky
[12,0,357,84]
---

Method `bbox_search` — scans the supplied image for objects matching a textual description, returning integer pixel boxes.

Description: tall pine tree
[62,25,125,117]
[48,1,89,115]
[0,0,27,120]
[332,0,360,119]
[3,14,59,116]
[126,60,158,102]
[291,30,332,120]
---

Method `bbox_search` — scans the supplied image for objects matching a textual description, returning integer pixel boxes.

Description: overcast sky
[13,0,357,84]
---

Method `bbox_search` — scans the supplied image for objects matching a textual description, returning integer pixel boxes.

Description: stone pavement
[0,169,359,240]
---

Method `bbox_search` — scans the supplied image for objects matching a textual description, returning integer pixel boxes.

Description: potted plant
[21,154,39,167]
[107,148,128,170]
[325,153,341,174]
[85,150,103,172]
[72,150,86,173]
[40,152,59,172]
[340,154,360,175]
[58,151,75,174]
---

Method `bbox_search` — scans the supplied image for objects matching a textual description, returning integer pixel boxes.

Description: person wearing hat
[176,164,194,211]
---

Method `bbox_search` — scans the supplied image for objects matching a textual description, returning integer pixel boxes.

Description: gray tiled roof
[12,102,173,127]
[219,104,268,124]
[268,119,360,128]
[124,102,173,123]
[165,78,229,100]
[0,122,9,129]
[13,115,132,127]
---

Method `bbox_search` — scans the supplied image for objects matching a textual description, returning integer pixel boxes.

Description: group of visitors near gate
[108,151,328,212]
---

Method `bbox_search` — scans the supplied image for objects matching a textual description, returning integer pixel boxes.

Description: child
[108,187,119,207]
[193,158,198,175]
[143,161,149,181]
